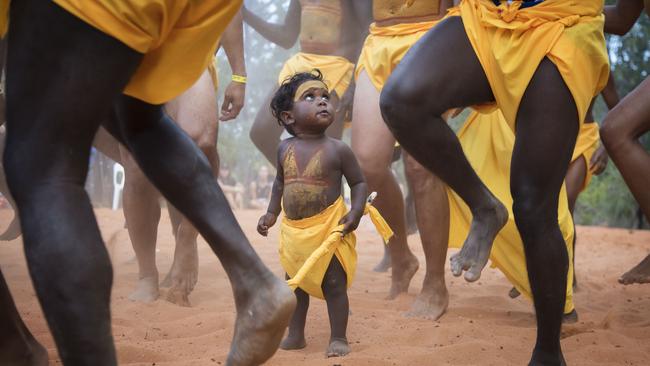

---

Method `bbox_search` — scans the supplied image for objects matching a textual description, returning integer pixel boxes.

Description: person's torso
[281,138,343,219]
[299,0,343,55]
[373,0,447,25]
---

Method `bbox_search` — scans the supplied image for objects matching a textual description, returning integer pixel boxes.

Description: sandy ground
[1,207,650,365]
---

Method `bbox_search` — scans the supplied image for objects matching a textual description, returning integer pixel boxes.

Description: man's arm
[220,11,246,121]
[604,0,645,35]
[601,72,621,110]
[242,0,301,49]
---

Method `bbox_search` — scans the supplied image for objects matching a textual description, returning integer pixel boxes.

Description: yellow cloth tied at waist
[449,0,609,131]
[448,109,575,314]
[278,52,354,98]
[571,121,600,191]
[355,20,439,91]
[48,0,241,104]
[282,196,393,299]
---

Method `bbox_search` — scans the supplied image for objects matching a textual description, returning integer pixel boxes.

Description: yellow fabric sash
[51,0,241,104]
[281,196,393,299]
[355,20,439,91]
[278,52,354,98]
[448,109,575,314]
[450,0,609,131]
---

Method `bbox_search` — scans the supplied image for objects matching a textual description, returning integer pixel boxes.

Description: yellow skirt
[278,52,354,98]
[49,0,241,104]
[450,0,609,131]
[571,122,600,192]
[355,20,439,91]
[448,109,575,314]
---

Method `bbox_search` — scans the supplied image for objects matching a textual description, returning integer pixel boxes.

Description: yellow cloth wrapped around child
[278,52,354,98]
[450,0,609,131]
[572,122,601,192]
[448,109,576,314]
[281,196,393,299]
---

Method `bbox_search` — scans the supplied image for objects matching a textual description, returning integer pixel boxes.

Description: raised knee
[599,121,624,153]
[379,80,418,132]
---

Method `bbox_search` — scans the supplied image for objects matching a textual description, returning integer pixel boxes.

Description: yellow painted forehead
[293,80,329,102]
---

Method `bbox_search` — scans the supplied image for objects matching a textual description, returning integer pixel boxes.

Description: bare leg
[162,70,219,306]
[322,257,350,357]
[565,155,586,290]
[5,2,143,362]
[352,71,419,299]
[108,96,295,366]
[403,153,449,320]
[0,127,21,242]
[380,17,507,284]
[601,77,650,285]
[0,269,48,366]
[121,147,162,303]
[280,277,308,350]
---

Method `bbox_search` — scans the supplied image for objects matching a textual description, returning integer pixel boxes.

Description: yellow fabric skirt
[571,122,600,192]
[355,20,439,91]
[278,52,354,98]
[448,109,575,314]
[49,0,241,104]
[450,0,609,131]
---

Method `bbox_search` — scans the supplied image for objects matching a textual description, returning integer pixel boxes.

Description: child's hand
[257,212,277,236]
[339,209,363,237]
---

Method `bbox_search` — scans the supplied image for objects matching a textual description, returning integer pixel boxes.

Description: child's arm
[242,0,301,49]
[338,142,368,236]
[257,143,287,236]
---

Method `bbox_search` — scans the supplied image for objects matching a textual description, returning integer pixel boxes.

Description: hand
[219,81,245,121]
[590,145,609,175]
[338,209,362,237]
[257,212,277,236]
[335,87,355,123]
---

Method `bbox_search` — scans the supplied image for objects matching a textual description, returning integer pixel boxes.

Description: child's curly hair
[270,69,324,136]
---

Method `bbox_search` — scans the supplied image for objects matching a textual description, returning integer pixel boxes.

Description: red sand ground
[1,208,649,365]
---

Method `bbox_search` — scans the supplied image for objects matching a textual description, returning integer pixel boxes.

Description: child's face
[285,85,335,135]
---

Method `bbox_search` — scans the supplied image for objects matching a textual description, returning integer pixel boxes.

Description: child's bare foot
[404,278,448,320]
[326,337,350,358]
[279,335,306,350]
[508,287,521,299]
[372,253,392,273]
[226,276,296,366]
[386,254,419,299]
[450,200,508,282]
[128,274,159,303]
[619,254,650,285]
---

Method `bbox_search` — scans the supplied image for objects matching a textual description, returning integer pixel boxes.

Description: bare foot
[450,200,508,282]
[279,335,306,350]
[128,275,159,303]
[509,287,521,299]
[404,281,449,320]
[562,309,578,324]
[372,253,392,273]
[326,337,350,358]
[159,270,172,288]
[0,337,48,366]
[164,241,199,307]
[386,254,419,300]
[619,254,650,285]
[528,348,566,366]
[0,218,21,242]
[226,276,296,366]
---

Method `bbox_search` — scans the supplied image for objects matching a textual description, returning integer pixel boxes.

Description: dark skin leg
[250,89,344,168]
[280,277,309,350]
[6,2,295,365]
[0,269,48,366]
[0,128,21,242]
[321,257,350,357]
[601,76,650,285]
[380,17,577,365]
